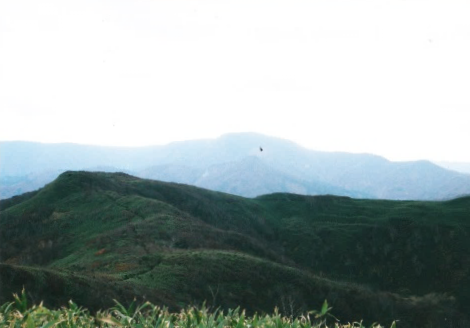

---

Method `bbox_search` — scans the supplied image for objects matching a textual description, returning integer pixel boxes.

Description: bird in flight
[259,147,263,152]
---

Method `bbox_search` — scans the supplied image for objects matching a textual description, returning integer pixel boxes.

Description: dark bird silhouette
[259,147,263,152]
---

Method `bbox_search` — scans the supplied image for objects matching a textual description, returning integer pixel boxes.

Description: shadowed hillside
[1,171,469,327]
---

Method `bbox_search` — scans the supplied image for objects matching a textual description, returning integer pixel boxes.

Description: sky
[1,0,470,162]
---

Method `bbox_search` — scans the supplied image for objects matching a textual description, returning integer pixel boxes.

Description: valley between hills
[1,171,470,327]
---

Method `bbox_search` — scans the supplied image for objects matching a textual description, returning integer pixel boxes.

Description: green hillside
[1,171,469,327]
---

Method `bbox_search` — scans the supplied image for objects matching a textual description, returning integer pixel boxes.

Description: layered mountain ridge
[1,171,470,327]
[1,133,470,200]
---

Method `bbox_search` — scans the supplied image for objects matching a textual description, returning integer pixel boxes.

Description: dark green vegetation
[1,171,470,327]
[1,290,392,328]
[3,133,470,200]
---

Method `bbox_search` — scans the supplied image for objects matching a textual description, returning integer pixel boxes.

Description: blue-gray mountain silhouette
[2,133,470,200]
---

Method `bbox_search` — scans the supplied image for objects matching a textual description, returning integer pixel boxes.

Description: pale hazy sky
[1,0,470,162]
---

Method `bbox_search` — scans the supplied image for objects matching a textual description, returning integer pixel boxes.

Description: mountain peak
[2,136,470,200]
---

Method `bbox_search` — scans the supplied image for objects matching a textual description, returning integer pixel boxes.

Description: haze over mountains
[436,161,470,175]
[1,133,470,200]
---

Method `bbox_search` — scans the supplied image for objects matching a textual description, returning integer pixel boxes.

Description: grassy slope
[1,171,469,326]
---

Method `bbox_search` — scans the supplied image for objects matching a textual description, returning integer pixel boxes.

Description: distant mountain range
[1,133,470,200]
[435,161,470,175]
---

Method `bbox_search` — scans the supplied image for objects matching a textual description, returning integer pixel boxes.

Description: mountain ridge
[1,171,470,327]
[2,133,470,200]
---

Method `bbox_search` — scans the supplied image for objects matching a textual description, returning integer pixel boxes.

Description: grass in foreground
[0,290,393,328]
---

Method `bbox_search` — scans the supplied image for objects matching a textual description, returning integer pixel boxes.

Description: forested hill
[1,171,470,326]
